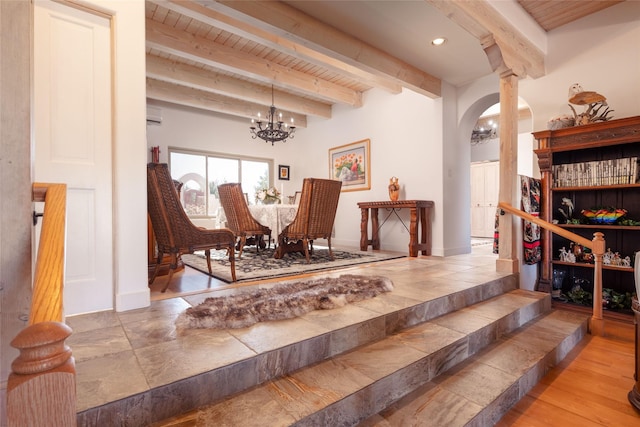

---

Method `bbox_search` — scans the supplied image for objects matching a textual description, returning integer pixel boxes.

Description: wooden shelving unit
[533,116,640,314]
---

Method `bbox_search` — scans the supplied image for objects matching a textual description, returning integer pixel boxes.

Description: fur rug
[176,274,393,329]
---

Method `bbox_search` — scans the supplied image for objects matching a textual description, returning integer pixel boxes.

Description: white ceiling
[285,1,493,87]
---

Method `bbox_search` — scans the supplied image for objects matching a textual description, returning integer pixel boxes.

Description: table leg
[371,208,380,250]
[408,207,418,256]
[420,207,429,255]
[359,208,369,251]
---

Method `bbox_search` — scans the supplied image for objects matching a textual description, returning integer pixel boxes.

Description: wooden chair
[147,163,236,291]
[274,178,342,262]
[217,183,272,258]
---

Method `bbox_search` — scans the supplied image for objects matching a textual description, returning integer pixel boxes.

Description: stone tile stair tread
[358,309,589,427]
[186,290,580,426]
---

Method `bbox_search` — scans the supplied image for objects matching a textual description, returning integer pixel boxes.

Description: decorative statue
[388,176,400,201]
[557,198,574,223]
[567,83,613,126]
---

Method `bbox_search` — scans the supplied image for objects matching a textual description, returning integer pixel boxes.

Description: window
[169,148,273,218]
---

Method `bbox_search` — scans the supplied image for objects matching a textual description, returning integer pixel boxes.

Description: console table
[358,200,434,257]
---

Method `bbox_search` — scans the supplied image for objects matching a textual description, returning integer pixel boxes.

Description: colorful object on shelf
[581,208,627,224]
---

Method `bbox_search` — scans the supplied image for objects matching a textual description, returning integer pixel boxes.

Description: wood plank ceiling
[145,0,624,128]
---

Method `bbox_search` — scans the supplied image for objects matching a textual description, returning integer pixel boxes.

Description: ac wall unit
[146,106,162,125]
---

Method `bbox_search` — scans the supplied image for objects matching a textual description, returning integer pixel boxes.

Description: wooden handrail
[498,202,606,336]
[31,183,67,324]
[7,183,76,426]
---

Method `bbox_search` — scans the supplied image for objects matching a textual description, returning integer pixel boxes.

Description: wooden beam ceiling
[427,0,545,79]
[145,0,618,124]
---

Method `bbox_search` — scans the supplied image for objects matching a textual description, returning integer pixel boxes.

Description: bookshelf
[533,116,640,313]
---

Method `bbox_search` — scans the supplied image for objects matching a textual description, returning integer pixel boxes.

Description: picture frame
[329,138,371,192]
[278,165,290,181]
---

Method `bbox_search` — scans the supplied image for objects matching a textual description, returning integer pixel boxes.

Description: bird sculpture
[567,83,613,125]
[568,83,607,105]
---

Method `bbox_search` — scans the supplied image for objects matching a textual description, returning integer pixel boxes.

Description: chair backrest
[147,163,196,252]
[217,183,261,235]
[286,178,342,238]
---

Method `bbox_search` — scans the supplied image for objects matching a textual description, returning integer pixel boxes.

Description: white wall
[520,1,640,130]
[104,0,148,313]
[301,88,444,255]
[148,88,446,255]
[461,0,640,291]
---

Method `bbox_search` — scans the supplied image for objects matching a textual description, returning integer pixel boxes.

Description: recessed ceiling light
[431,37,447,46]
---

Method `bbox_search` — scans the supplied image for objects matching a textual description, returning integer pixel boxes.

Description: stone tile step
[168,289,559,426]
[78,275,518,426]
[359,309,589,427]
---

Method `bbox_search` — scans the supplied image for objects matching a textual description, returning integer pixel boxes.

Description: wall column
[496,71,519,273]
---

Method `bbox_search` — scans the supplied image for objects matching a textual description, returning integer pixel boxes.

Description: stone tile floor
[67,245,500,413]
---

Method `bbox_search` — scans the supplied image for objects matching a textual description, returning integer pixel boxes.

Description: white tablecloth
[249,204,298,238]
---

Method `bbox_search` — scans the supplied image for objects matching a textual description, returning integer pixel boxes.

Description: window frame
[168,147,274,219]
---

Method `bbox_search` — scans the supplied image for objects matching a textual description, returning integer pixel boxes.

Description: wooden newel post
[7,321,76,426]
[590,232,606,336]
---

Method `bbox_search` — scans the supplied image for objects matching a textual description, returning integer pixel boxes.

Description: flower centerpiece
[256,186,281,204]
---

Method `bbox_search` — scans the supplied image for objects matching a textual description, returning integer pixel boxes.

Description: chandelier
[470,121,498,145]
[250,86,296,145]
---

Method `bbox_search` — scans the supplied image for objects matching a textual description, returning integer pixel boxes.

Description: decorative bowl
[581,208,627,224]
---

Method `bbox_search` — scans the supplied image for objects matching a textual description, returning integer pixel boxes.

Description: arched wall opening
[460,93,539,291]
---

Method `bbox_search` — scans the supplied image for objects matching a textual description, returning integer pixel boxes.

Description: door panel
[34,1,113,315]
[470,162,499,238]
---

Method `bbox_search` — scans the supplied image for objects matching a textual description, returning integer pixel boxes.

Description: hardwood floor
[497,320,639,426]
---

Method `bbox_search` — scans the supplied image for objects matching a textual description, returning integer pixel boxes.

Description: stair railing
[498,202,606,335]
[6,183,76,426]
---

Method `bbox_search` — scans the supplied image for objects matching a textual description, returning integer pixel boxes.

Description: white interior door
[34,1,113,315]
[470,161,499,238]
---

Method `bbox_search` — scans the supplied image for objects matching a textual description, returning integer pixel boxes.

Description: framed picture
[278,165,290,180]
[329,138,371,192]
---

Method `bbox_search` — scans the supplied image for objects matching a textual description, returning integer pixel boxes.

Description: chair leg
[258,235,267,250]
[327,237,335,260]
[228,244,237,281]
[238,236,246,258]
[303,237,311,263]
[205,249,212,274]
[149,252,163,285]
[161,253,179,293]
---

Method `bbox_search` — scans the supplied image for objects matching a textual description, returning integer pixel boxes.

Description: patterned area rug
[181,247,404,283]
[176,274,394,329]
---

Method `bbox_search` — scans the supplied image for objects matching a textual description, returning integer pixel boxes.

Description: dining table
[248,203,298,244]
